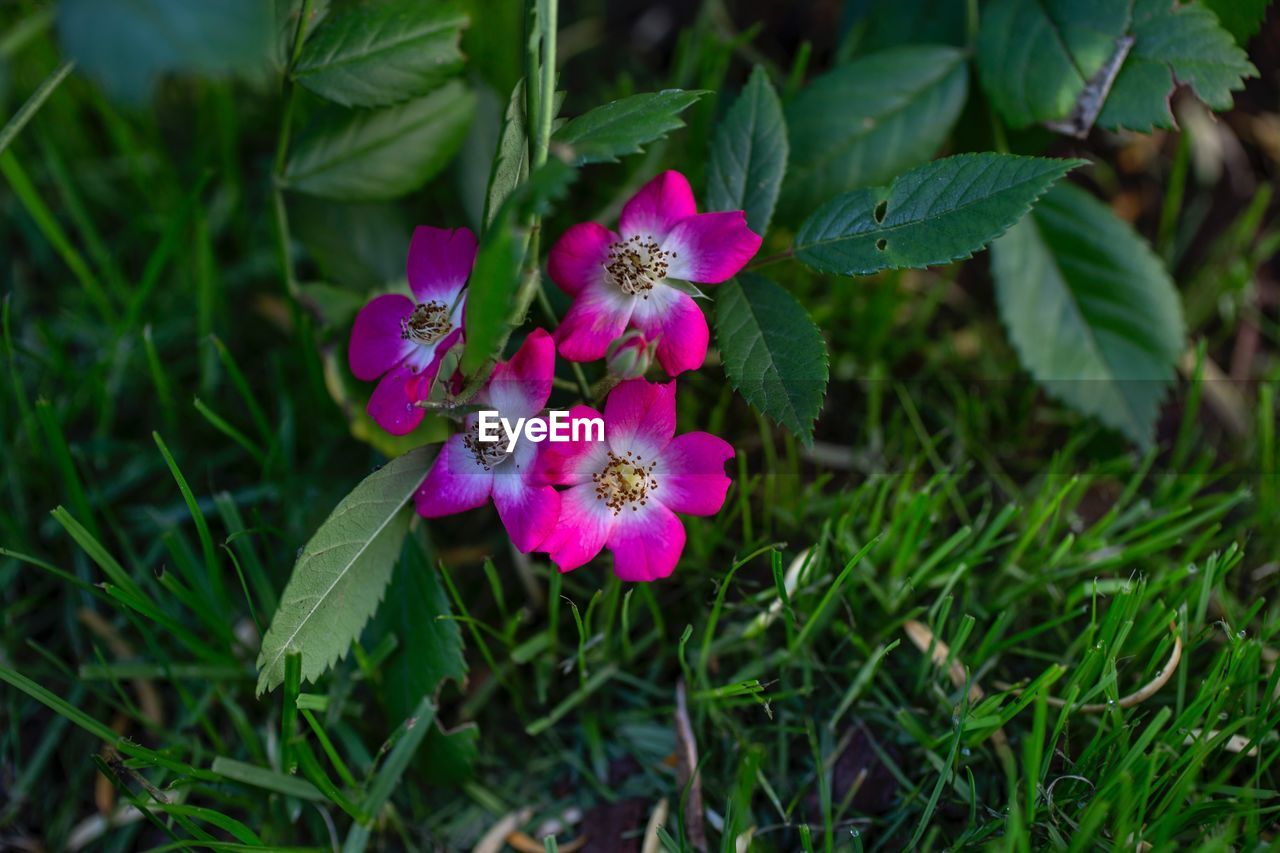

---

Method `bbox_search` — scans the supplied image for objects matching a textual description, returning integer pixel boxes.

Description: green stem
[535,286,593,399]
[271,0,314,298]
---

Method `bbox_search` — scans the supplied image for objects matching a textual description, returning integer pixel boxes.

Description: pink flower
[536,379,735,581]
[415,329,561,553]
[348,227,476,435]
[547,171,762,376]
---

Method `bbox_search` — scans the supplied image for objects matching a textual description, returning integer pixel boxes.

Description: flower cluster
[347,172,760,580]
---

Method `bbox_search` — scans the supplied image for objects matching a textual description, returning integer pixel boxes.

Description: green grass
[3,2,1280,850]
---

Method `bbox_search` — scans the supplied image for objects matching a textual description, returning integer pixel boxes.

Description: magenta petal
[367,363,429,435]
[655,432,735,516]
[603,379,676,457]
[631,288,708,376]
[407,226,477,303]
[619,171,698,241]
[608,502,686,582]
[548,222,616,296]
[486,328,555,419]
[554,284,633,364]
[414,435,494,517]
[349,294,414,381]
[540,483,616,572]
[491,469,561,553]
[663,212,762,284]
[534,404,610,486]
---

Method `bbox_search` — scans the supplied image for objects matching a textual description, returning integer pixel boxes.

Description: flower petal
[548,222,616,296]
[414,435,494,517]
[534,405,609,486]
[663,212,762,284]
[486,328,555,418]
[367,363,429,435]
[619,171,698,241]
[603,379,676,458]
[407,226,477,303]
[349,294,414,381]
[654,432,735,516]
[607,501,686,581]
[554,283,634,363]
[631,287,708,376]
[540,483,616,572]
[491,468,561,553]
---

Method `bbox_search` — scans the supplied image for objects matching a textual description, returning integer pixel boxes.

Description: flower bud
[606,330,656,380]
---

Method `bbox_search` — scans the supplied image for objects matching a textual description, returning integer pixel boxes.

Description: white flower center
[605,235,673,297]
[462,420,510,470]
[401,301,452,346]
[592,450,658,514]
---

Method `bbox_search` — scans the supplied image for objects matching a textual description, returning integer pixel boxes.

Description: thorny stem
[453,0,559,406]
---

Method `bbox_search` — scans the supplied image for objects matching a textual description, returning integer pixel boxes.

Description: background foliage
[2,0,1279,849]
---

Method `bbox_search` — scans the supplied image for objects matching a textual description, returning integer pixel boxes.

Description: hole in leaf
[875,238,887,251]
[873,200,887,223]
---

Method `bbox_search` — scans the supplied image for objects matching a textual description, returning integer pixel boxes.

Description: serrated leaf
[419,721,479,784]
[377,538,465,721]
[794,154,1084,276]
[59,0,273,103]
[1202,0,1271,45]
[991,183,1185,448]
[1097,0,1257,131]
[293,1,467,108]
[255,448,433,694]
[976,0,1130,129]
[715,273,828,444]
[552,90,707,165]
[706,66,787,235]
[285,81,475,200]
[781,46,968,219]
[484,80,528,228]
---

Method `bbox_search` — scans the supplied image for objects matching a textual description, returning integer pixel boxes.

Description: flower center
[605,235,672,297]
[592,450,658,515]
[462,421,510,470]
[401,300,451,346]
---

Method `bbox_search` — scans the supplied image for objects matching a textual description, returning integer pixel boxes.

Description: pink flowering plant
[258,0,1103,708]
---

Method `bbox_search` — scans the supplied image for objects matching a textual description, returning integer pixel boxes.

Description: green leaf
[781,46,968,219]
[794,153,1084,276]
[293,1,467,108]
[255,447,433,694]
[461,215,524,377]
[706,66,787,235]
[844,0,967,53]
[976,0,1130,129]
[58,0,273,103]
[991,183,1185,448]
[484,80,528,229]
[1097,0,1257,132]
[463,160,577,376]
[379,538,466,722]
[1202,0,1271,45]
[715,273,828,444]
[285,81,475,200]
[551,89,707,165]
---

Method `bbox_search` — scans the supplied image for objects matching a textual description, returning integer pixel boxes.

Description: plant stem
[535,286,593,400]
[271,0,314,299]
